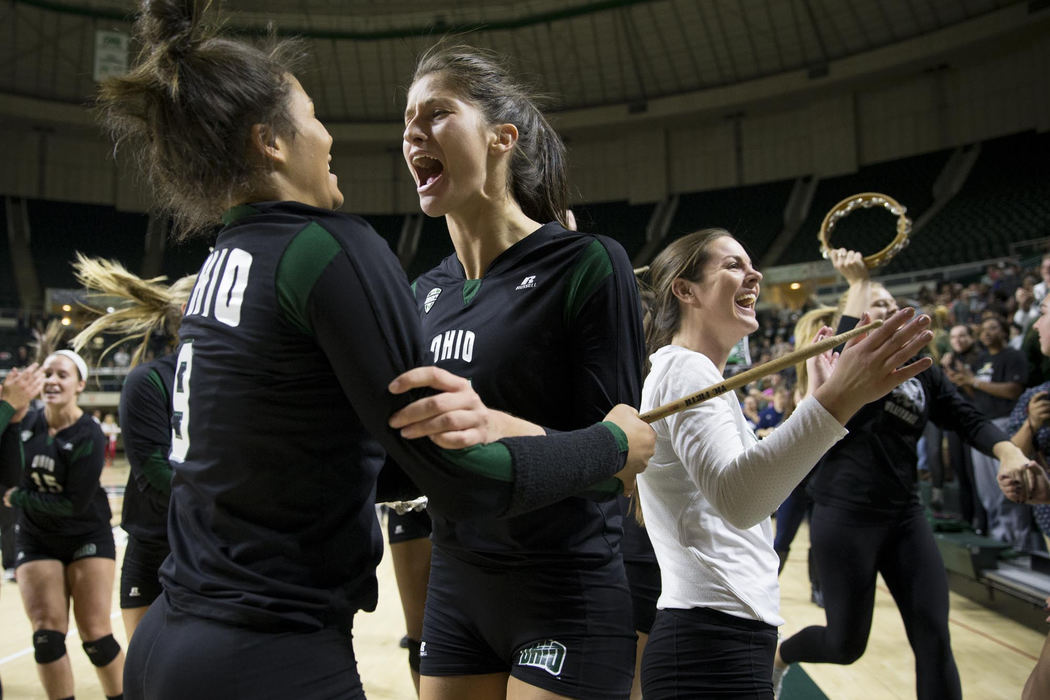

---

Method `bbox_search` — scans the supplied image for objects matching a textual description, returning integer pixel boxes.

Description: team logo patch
[20,430,32,442]
[129,587,141,597]
[515,275,538,290]
[419,641,428,657]
[424,287,442,313]
[516,639,566,676]
[73,543,97,559]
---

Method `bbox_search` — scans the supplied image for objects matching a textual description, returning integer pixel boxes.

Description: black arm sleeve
[926,365,1008,455]
[0,402,21,489]
[307,233,625,520]
[119,365,174,496]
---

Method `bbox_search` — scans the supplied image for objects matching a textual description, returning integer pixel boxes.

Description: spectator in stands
[951,284,985,327]
[941,323,987,530]
[774,247,1037,700]
[741,394,761,432]
[946,315,1042,551]
[101,413,121,467]
[1035,254,1050,304]
[112,346,131,369]
[755,385,793,438]
[1016,274,1041,339]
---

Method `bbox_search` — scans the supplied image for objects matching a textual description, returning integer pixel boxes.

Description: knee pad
[83,634,121,667]
[33,629,67,664]
[406,637,422,673]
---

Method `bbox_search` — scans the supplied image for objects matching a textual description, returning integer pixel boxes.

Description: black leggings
[778,503,961,700]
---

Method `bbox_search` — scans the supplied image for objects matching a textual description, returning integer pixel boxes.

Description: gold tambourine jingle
[818,192,912,269]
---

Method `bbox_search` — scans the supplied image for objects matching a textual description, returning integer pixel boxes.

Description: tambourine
[381,496,428,515]
[818,192,912,269]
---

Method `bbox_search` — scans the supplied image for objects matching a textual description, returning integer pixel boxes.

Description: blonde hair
[31,319,69,364]
[793,306,837,398]
[71,253,195,367]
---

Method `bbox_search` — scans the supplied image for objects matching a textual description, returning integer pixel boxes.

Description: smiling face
[402,73,501,218]
[949,324,974,354]
[678,235,762,349]
[273,76,343,210]
[980,317,1006,350]
[41,354,84,409]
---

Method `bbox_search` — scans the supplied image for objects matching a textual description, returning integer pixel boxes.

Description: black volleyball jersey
[163,202,628,632]
[119,354,176,545]
[808,315,1007,514]
[411,222,646,567]
[4,409,110,538]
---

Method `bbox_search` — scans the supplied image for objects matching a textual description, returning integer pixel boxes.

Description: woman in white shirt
[637,229,934,699]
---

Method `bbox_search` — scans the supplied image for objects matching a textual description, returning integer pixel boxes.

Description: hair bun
[139,0,205,55]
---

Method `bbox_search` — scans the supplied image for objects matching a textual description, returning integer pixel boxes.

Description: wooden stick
[639,320,883,423]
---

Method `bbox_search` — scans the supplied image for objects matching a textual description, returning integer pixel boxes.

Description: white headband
[51,350,89,381]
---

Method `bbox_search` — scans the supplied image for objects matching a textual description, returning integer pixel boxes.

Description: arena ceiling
[0,0,1033,126]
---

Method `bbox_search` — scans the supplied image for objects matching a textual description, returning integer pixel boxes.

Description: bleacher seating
[666,180,794,263]
[26,199,150,289]
[571,200,655,260]
[909,131,1050,271]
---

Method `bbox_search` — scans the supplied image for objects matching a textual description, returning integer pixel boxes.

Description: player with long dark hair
[400,43,647,699]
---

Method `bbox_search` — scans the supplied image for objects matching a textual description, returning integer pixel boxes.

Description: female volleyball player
[400,42,646,700]
[2,344,125,700]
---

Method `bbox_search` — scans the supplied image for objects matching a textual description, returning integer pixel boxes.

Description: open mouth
[735,292,757,310]
[411,153,444,190]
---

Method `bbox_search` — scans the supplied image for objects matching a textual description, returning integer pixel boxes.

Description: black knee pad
[33,629,67,664]
[406,637,422,673]
[83,634,121,667]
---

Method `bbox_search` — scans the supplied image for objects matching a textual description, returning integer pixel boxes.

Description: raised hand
[829,247,869,285]
[811,308,934,425]
[804,325,837,397]
[2,363,44,422]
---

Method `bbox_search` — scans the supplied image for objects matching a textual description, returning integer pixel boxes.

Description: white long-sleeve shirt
[638,345,847,626]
